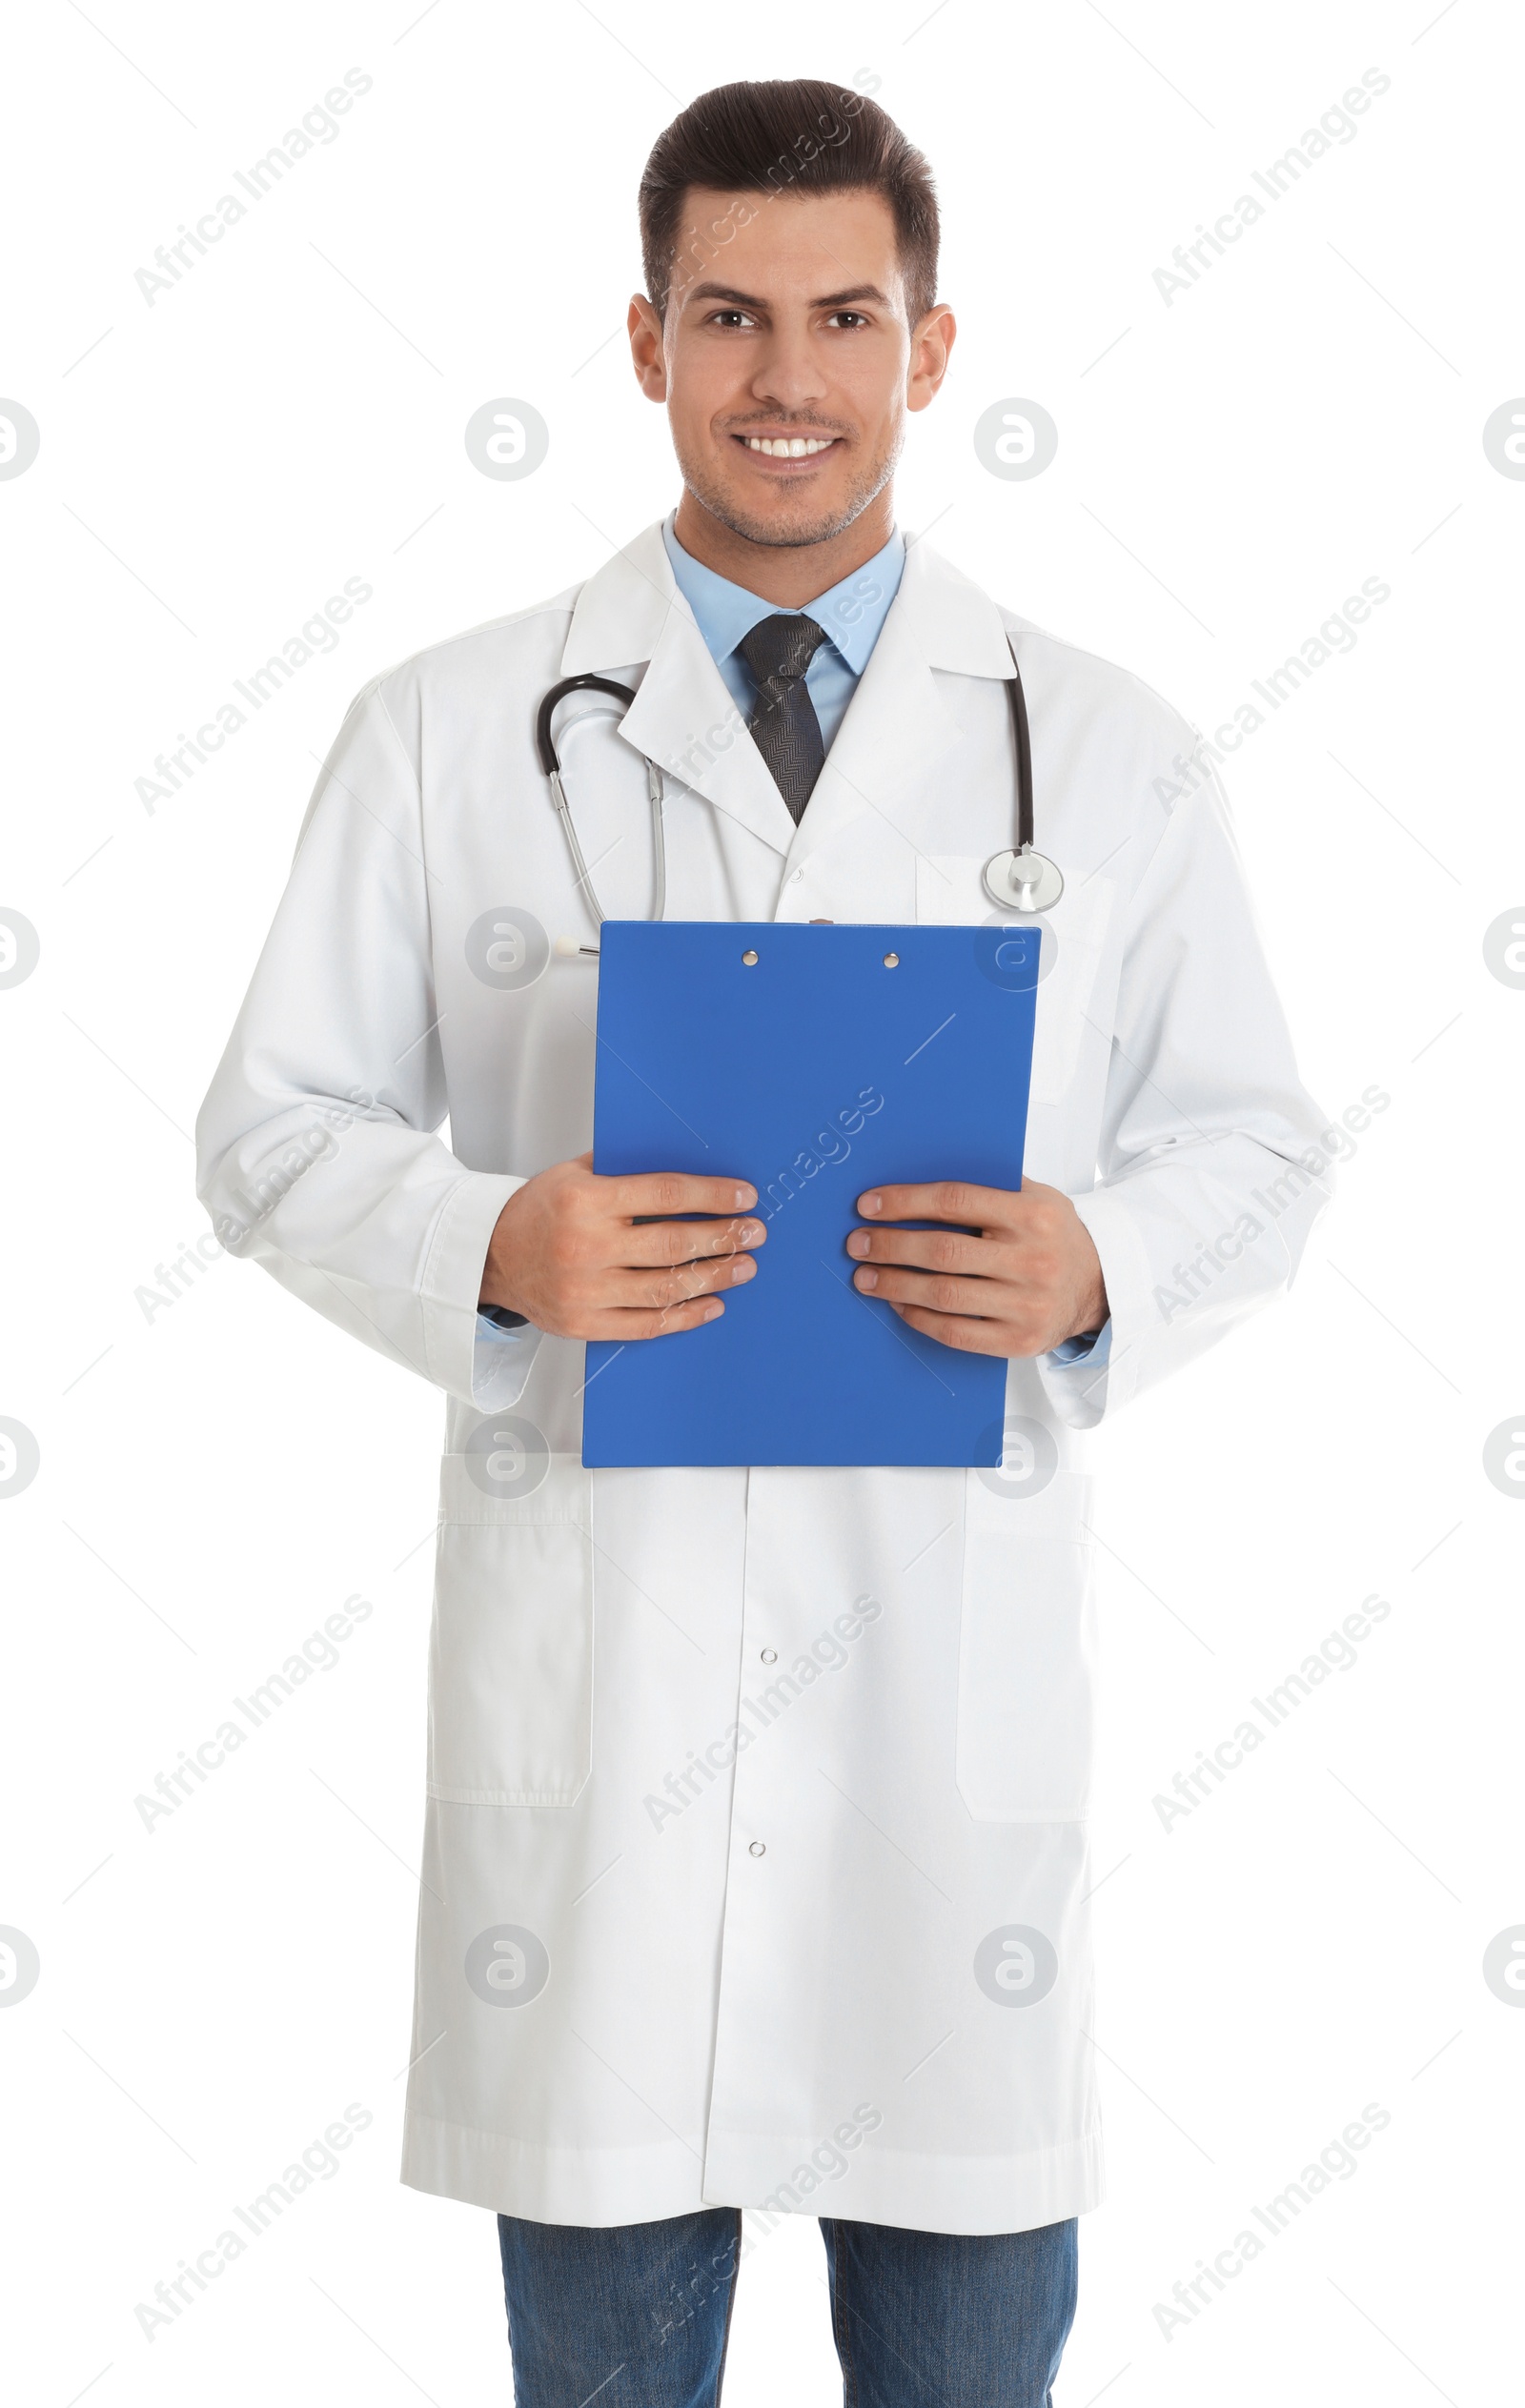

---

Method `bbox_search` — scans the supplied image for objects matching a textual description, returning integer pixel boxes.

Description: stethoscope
[534,637,1063,941]
[535,674,667,937]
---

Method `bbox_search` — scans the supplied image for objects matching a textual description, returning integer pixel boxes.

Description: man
[197,76,1332,2408]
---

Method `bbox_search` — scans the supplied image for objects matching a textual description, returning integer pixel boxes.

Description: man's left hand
[845,1178,1108,1359]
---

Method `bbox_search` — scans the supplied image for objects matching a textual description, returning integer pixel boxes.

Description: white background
[2,2,1520,2402]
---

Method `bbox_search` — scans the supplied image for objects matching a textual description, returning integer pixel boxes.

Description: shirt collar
[661,512,905,678]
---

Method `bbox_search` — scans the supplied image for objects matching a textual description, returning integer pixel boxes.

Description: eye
[825,311,870,330]
[706,307,758,330]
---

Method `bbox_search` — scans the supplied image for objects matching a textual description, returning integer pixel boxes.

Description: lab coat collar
[560,521,796,857]
[559,518,1019,863]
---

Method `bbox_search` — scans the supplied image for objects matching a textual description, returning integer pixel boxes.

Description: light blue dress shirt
[478,518,1109,1375]
[662,513,904,749]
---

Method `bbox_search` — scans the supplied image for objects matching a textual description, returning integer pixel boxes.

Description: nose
[747,327,829,415]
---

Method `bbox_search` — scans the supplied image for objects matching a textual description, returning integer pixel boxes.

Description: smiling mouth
[732,433,841,459]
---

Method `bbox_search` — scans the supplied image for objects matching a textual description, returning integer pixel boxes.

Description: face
[629,187,954,550]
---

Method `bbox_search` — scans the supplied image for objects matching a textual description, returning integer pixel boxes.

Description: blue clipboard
[582,920,1040,1467]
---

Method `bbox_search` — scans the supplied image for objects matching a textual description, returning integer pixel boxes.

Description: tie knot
[740,612,827,688]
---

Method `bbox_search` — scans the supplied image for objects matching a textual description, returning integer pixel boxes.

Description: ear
[906,303,957,415]
[628,294,668,401]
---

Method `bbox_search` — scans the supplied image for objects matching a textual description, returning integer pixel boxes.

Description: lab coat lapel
[785,531,1018,874]
[559,521,798,860]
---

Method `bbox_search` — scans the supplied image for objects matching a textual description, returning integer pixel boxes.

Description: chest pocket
[915,858,1119,1108]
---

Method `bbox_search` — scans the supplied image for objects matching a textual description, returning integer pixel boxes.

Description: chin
[716,497,860,549]
[697,475,886,551]
[681,445,896,551]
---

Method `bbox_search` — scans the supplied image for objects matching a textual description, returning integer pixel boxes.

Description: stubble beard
[679,426,903,552]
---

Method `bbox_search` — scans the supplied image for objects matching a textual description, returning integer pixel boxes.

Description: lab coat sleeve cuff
[420,1170,534,1406]
[1035,1187,1152,1428]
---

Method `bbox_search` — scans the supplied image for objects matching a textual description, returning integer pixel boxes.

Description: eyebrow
[683,281,891,312]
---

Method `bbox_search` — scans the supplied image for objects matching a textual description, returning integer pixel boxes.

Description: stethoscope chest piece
[982,845,1065,914]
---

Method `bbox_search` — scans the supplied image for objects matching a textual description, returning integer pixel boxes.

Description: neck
[671,487,896,606]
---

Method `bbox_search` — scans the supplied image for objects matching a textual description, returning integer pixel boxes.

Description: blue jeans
[498,2206,1077,2406]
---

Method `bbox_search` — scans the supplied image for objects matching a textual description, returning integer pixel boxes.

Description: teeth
[743,435,834,456]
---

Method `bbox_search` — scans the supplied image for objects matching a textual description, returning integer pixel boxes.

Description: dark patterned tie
[740,613,828,822]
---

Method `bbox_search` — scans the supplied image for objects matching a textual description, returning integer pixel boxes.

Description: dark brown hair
[639,79,940,324]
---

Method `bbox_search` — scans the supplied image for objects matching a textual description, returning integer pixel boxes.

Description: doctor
[198,75,1332,2408]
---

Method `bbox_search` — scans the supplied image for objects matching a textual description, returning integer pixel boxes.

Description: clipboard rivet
[883,950,900,967]
[742,948,759,966]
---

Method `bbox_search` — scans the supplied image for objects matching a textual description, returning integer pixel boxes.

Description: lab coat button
[760,1647,777,1664]
[749,1841,766,1857]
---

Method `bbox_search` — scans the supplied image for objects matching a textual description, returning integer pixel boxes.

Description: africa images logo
[465,1926,551,2007]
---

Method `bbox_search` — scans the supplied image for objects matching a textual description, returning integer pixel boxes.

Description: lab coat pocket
[428,1450,592,1808]
[956,1467,1097,1821]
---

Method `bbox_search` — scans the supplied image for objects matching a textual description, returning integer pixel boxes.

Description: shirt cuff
[1046,1317,1112,1369]
[472,1309,543,1410]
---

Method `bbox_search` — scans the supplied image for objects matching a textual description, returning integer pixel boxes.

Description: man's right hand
[478,1152,766,1339]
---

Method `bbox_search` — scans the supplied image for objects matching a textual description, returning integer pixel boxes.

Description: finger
[855,1179,1024,1230]
[608,1254,758,1310]
[890,1302,1013,1358]
[584,1294,729,1340]
[852,1264,997,1318]
[618,1214,766,1267]
[609,1170,758,1221]
[845,1224,990,1274]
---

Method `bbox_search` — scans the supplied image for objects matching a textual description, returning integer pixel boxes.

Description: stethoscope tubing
[1005,639,1035,855]
[536,637,1055,929]
[537,673,665,926]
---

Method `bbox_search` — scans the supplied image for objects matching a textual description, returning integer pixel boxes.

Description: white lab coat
[196,520,1332,2235]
